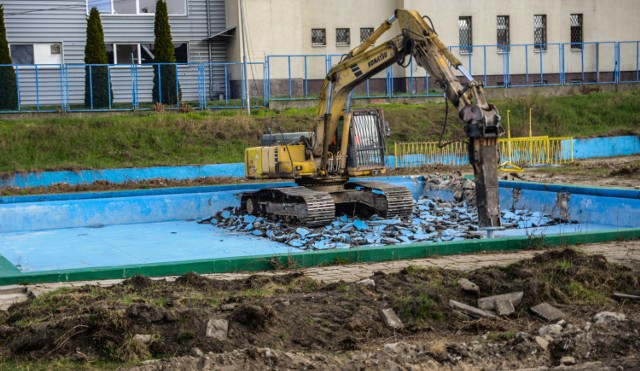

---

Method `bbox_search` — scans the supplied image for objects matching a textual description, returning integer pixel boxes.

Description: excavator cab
[345,109,388,177]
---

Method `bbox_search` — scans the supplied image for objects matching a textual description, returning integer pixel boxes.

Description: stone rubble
[209,179,567,251]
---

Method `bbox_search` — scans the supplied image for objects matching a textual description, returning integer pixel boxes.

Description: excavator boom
[243,9,502,229]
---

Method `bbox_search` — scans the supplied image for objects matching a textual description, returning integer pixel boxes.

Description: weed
[565,281,606,304]
[555,259,572,272]
[487,331,517,342]
[403,265,427,275]
[331,256,351,265]
[177,331,195,344]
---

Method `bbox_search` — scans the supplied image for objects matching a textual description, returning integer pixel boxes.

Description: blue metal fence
[0,41,638,113]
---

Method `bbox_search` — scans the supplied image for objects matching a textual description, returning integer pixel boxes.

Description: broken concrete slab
[530,302,565,321]
[457,278,480,293]
[133,334,152,344]
[449,299,497,319]
[495,299,516,316]
[206,318,229,340]
[477,291,523,311]
[534,336,549,350]
[379,308,404,330]
[593,311,626,325]
[0,285,26,295]
[356,278,375,287]
[538,324,563,337]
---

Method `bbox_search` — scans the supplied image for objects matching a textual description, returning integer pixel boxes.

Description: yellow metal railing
[393,136,573,168]
[393,109,574,169]
[393,141,468,168]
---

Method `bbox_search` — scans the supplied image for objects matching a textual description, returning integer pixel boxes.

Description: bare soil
[0,249,638,370]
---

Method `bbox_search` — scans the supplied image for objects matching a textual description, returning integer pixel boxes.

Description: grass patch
[0,89,638,173]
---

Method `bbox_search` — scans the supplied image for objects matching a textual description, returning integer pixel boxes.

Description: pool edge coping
[1,228,638,285]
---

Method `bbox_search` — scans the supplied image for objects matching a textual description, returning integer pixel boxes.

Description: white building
[226,0,640,96]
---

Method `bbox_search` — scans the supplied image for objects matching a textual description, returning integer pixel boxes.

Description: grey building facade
[2,0,228,106]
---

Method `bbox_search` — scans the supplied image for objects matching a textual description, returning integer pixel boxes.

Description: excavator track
[346,180,414,219]
[241,187,335,227]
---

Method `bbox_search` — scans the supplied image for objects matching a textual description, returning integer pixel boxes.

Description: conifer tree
[84,7,112,108]
[0,5,18,110]
[152,0,180,105]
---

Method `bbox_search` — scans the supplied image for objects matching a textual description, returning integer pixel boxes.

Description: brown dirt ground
[0,249,638,370]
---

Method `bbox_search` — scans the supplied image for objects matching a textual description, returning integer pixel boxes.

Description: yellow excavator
[242,9,502,228]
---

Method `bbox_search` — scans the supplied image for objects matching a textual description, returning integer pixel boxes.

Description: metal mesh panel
[348,111,386,169]
[497,16,510,52]
[570,14,583,50]
[534,15,547,51]
[311,28,326,46]
[458,17,472,54]
[360,27,374,43]
[336,28,350,46]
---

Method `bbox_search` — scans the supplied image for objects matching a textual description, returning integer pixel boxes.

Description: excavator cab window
[347,109,386,170]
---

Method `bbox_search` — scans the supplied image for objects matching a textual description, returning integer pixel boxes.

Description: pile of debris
[208,197,562,252]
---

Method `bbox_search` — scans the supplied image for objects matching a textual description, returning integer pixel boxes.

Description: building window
[497,15,510,53]
[360,27,374,43]
[534,14,547,51]
[10,43,63,65]
[570,14,583,50]
[87,0,187,15]
[311,28,326,46]
[336,28,350,47]
[458,16,472,54]
[106,42,188,64]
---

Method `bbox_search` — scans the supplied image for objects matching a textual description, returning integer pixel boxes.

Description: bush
[0,5,18,110]
[152,0,180,105]
[84,7,112,108]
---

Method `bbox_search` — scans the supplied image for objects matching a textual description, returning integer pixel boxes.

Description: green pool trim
[1,228,638,285]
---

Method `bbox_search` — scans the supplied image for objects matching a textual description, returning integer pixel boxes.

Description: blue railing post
[287,55,292,98]
[130,63,137,110]
[263,59,269,106]
[409,58,414,95]
[525,44,529,85]
[241,60,246,107]
[35,64,40,112]
[303,55,308,97]
[224,64,229,106]
[89,64,94,109]
[175,63,180,108]
[197,63,205,109]
[483,45,487,86]
[615,42,621,84]
[15,66,21,112]
[539,46,544,85]
[158,64,163,104]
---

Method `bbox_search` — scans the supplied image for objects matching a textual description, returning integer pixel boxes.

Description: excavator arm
[311,9,502,228]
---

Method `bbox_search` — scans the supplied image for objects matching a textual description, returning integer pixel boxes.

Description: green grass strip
[0,228,638,286]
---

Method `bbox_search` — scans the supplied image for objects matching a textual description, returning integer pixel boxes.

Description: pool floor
[0,219,614,273]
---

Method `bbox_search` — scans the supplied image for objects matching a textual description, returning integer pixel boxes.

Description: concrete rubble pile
[210,174,564,251]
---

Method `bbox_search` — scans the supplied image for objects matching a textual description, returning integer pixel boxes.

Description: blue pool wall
[1,135,638,189]
[2,177,639,234]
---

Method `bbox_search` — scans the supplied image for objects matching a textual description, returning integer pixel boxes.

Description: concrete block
[449,299,497,319]
[206,318,229,340]
[379,308,404,330]
[530,302,565,321]
[495,299,515,316]
[478,292,523,310]
[457,278,480,293]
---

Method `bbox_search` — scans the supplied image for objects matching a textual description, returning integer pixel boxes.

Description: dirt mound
[0,249,638,370]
